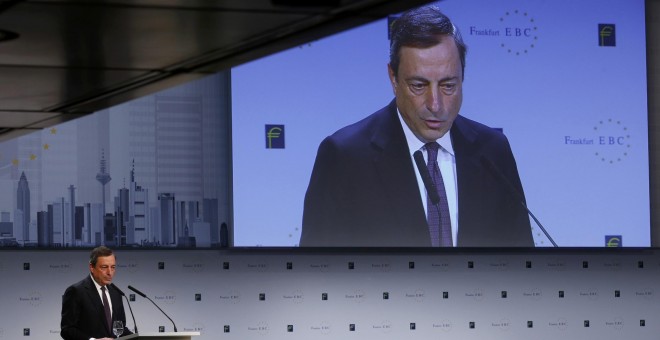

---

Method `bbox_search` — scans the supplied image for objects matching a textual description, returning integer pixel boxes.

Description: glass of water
[113,320,124,338]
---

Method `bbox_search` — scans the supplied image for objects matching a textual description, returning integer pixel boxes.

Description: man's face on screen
[389,35,463,143]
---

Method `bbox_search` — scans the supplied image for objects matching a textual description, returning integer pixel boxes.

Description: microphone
[413,150,440,205]
[127,285,146,298]
[480,156,558,247]
[128,285,178,332]
[111,283,138,334]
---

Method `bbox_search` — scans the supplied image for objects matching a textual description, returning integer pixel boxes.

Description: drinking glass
[113,320,124,338]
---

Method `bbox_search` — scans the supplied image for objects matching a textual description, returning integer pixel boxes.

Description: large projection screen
[231,0,649,247]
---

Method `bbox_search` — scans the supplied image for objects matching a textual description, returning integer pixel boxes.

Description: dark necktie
[101,286,112,331]
[425,142,453,247]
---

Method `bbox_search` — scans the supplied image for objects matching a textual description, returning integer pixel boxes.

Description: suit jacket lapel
[84,276,111,334]
[110,287,123,322]
[451,115,487,245]
[370,101,429,241]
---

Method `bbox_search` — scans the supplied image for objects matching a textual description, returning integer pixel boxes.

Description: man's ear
[387,63,397,95]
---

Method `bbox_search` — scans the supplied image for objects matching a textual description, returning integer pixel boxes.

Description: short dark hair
[389,5,467,79]
[89,246,113,266]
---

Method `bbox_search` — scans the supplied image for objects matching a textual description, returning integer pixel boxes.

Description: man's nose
[425,86,443,113]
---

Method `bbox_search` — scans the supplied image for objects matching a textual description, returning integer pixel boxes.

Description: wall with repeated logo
[0,249,658,340]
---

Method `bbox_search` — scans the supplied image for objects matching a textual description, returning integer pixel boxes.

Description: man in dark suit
[61,246,132,340]
[300,5,533,247]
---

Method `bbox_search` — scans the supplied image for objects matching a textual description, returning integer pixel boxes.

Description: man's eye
[442,84,456,93]
[410,83,425,92]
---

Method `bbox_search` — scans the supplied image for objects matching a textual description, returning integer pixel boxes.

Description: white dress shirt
[90,274,113,318]
[397,110,459,246]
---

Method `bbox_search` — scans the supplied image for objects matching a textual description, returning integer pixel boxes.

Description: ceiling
[0,0,430,141]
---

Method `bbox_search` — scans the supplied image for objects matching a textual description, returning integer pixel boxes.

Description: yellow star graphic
[43,144,49,150]
[50,128,57,134]
[12,159,19,166]
[30,154,36,160]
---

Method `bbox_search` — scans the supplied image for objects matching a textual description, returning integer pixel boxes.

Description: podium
[119,332,200,340]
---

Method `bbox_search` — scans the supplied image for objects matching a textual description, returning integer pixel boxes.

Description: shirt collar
[90,274,104,290]
[396,107,455,156]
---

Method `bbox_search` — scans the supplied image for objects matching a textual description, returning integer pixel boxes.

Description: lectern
[118,332,200,340]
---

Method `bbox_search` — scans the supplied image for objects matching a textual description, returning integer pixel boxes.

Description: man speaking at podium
[61,246,132,340]
[300,5,534,247]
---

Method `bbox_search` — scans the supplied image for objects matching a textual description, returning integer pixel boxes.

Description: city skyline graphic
[0,73,227,248]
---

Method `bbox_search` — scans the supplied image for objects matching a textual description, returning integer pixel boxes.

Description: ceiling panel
[0,2,309,68]
[0,65,151,110]
[31,0,349,12]
[0,0,431,140]
[0,110,60,127]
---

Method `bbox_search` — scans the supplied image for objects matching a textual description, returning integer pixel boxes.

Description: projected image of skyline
[0,74,229,248]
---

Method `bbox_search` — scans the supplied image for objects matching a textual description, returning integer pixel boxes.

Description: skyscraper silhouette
[16,171,30,243]
[95,149,111,245]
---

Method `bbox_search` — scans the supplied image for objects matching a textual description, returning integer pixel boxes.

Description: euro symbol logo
[265,124,285,149]
[606,236,621,247]
[599,26,612,44]
[267,127,281,148]
[598,24,615,47]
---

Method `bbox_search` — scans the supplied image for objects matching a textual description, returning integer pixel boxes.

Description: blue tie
[425,142,453,247]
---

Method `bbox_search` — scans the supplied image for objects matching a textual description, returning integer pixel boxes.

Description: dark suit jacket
[300,100,533,247]
[61,276,132,340]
